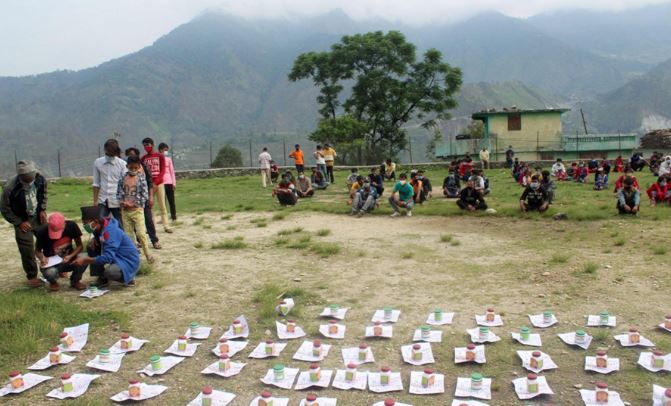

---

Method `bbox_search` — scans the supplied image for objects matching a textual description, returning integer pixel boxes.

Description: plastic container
[599,311,609,325]
[575,330,586,344]
[49,346,62,364]
[520,326,530,341]
[273,364,284,381]
[595,382,609,403]
[479,326,489,341]
[9,371,24,389]
[471,372,483,390]
[383,306,393,320]
[434,308,443,321]
[420,325,431,340]
[128,379,141,398]
[527,373,538,393]
[149,355,161,371]
[329,304,339,315]
[345,363,357,381]
[530,351,543,370]
[218,354,230,372]
[421,368,435,388]
[99,348,111,364]
[190,322,200,335]
[358,343,368,361]
[412,343,422,361]
[380,366,391,385]
[278,300,289,315]
[373,321,383,336]
[651,350,665,369]
[596,351,608,368]
[665,314,671,330]
[663,388,671,405]
[232,319,243,335]
[309,363,321,382]
[89,284,98,294]
[219,338,229,355]
[628,328,640,344]
[543,310,553,324]
[59,331,74,348]
[466,343,476,361]
[61,373,73,393]
[201,386,213,406]
[312,340,322,357]
[328,320,338,335]
[485,307,495,322]
[265,340,274,356]
[287,319,296,333]
[120,333,132,350]
[259,389,273,406]
[177,336,188,352]
[384,399,395,406]
[305,393,318,406]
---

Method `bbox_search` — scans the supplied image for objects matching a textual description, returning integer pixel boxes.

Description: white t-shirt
[258,152,272,169]
[551,162,565,175]
[313,150,326,165]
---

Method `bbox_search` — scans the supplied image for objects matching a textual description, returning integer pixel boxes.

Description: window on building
[508,113,521,131]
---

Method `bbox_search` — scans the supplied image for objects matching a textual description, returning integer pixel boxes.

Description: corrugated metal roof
[472,108,570,119]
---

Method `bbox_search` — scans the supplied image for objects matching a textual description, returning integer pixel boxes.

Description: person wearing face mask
[295,172,314,198]
[351,177,378,217]
[1,160,48,287]
[348,175,364,205]
[125,147,160,250]
[616,177,640,215]
[116,155,154,263]
[457,179,487,211]
[158,143,177,222]
[646,176,670,206]
[389,173,415,217]
[140,137,171,234]
[272,174,298,206]
[288,144,305,174]
[593,167,608,191]
[658,156,671,177]
[613,167,640,193]
[519,174,549,213]
[72,206,140,287]
[410,171,426,204]
[92,139,126,226]
[34,213,87,291]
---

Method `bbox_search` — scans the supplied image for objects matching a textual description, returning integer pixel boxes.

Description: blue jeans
[388,196,414,213]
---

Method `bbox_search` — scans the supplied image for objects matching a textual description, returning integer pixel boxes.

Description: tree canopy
[289,30,462,164]
[211,144,243,168]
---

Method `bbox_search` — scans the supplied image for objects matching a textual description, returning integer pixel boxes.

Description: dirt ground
[1,212,670,405]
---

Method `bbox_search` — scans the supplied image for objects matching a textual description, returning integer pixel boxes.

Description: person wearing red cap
[35,213,86,291]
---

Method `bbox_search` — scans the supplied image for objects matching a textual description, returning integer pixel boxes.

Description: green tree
[211,144,243,168]
[289,31,462,164]
[466,120,485,139]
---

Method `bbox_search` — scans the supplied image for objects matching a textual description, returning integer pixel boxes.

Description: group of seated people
[271,166,331,206]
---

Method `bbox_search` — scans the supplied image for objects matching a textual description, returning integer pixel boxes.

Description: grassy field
[1,166,670,405]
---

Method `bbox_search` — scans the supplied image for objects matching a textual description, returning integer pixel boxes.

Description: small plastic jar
[61,373,73,393]
[309,363,321,382]
[149,355,161,371]
[49,346,62,364]
[383,306,393,320]
[651,350,665,369]
[273,364,284,381]
[305,393,318,406]
[60,331,74,348]
[201,386,213,406]
[219,338,229,355]
[89,284,98,294]
[420,325,431,340]
[345,363,357,381]
[190,322,200,335]
[264,340,274,356]
[312,340,322,357]
[663,388,671,405]
[128,379,141,398]
[599,311,609,325]
[99,348,111,364]
[258,390,273,406]
[628,328,640,344]
[527,373,538,393]
[177,336,188,352]
[384,399,395,406]
[412,343,422,361]
[520,326,530,341]
[530,351,543,370]
[380,366,391,385]
[596,351,608,368]
[278,300,288,315]
[120,333,132,350]
[328,320,338,335]
[575,330,586,344]
[665,314,671,330]
[287,319,296,333]
[595,382,609,404]
[466,343,476,361]
[479,326,489,341]
[9,371,24,390]
[485,307,495,322]
[434,308,443,321]
[329,304,339,315]
[358,343,368,361]
[218,354,231,372]
[471,372,483,390]
[543,310,553,324]
[421,367,435,388]
[232,319,243,335]
[373,321,383,336]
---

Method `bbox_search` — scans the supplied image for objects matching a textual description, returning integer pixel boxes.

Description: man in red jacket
[141,137,172,233]
[647,176,670,206]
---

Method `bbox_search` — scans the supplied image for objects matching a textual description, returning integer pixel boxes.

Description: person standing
[1,160,48,287]
[323,143,337,183]
[288,144,305,173]
[158,143,177,222]
[383,158,396,182]
[258,147,273,187]
[313,145,327,180]
[93,139,126,225]
[505,146,515,169]
[125,147,160,250]
[479,147,490,169]
[117,155,154,264]
[35,212,87,291]
[141,137,172,233]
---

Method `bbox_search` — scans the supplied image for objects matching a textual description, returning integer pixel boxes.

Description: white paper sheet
[467,328,501,343]
[412,329,442,343]
[613,333,654,347]
[248,341,287,358]
[28,352,76,370]
[401,342,435,365]
[79,288,109,299]
[653,384,671,406]
[426,311,455,326]
[260,367,299,389]
[276,321,306,340]
[511,332,542,346]
[164,340,200,357]
[409,370,444,395]
[137,355,184,376]
[211,340,248,357]
[367,372,403,393]
[45,255,63,268]
[185,326,212,340]
[0,373,52,396]
[517,351,558,373]
[58,323,89,352]
[450,400,489,406]
[249,396,289,406]
[293,340,332,362]
[332,369,368,390]
[512,375,553,399]
[201,360,246,378]
[341,346,375,365]
[276,298,295,316]
[475,314,503,327]
[294,369,333,390]
[579,389,625,406]
[371,309,401,323]
[222,315,249,339]
[657,323,671,334]
[320,306,349,320]
[365,325,393,338]
[299,397,337,406]
[455,377,492,400]
[110,383,167,402]
[585,356,620,374]
[528,313,558,328]
[109,336,149,353]
[558,331,593,350]
[186,389,236,406]
[372,402,412,406]
[637,352,671,372]
[587,315,616,327]
[454,345,486,364]
[319,323,346,339]
[46,373,100,399]
[86,352,126,372]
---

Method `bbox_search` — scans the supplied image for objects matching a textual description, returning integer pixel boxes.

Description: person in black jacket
[456,179,487,211]
[0,160,48,287]
[520,174,549,212]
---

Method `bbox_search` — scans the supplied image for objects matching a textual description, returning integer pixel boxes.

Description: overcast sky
[1,0,668,77]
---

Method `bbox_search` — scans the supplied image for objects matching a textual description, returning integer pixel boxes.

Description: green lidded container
[520,326,530,341]
[150,355,161,371]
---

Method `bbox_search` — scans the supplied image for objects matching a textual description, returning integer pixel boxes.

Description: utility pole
[14,150,17,166]
[580,109,589,135]
[57,149,62,177]
[249,140,253,168]
[575,130,579,159]
[283,138,287,166]
[209,142,213,166]
[536,131,540,161]
[618,133,621,154]
[408,136,413,164]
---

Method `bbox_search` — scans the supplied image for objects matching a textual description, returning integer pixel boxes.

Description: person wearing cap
[322,143,337,183]
[288,144,305,174]
[388,173,415,217]
[34,213,86,291]
[1,160,48,287]
[351,177,378,217]
[72,206,140,287]
[616,176,640,215]
[92,139,126,226]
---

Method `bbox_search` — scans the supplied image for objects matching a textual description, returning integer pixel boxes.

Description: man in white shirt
[313,145,327,180]
[479,148,490,169]
[258,147,273,187]
[92,139,127,226]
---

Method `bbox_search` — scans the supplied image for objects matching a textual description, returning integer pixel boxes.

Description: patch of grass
[252,283,322,326]
[250,217,267,224]
[652,246,668,255]
[193,217,204,226]
[277,227,304,236]
[211,237,248,250]
[203,224,212,230]
[593,329,610,342]
[256,221,268,228]
[272,212,287,221]
[582,262,599,275]
[310,242,342,258]
[274,237,289,246]
[440,234,453,242]
[613,238,626,247]
[316,228,331,237]
[286,235,312,249]
[401,251,414,259]
[137,263,154,276]
[151,281,166,289]
[450,239,461,246]
[193,241,203,249]
[550,253,570,264]
[183,290,196,298]
[226,225,237,230]
[221,214,233,220]
[0,290,127,372]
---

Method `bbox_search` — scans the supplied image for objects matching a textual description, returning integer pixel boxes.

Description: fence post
[249,140,253,168]
[618,133,621,154]
[57,149,62,177]
[14,150,17,166]
[536,131,540,161]
[209,142,213,166]
[495,135,498,163]
[408,136,413,164]
[283,138,287,166]
[576,131,579,158]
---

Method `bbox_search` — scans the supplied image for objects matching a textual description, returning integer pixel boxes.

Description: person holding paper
[35,212,87,291]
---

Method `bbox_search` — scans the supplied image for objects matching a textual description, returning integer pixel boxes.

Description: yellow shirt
[323,147,337,165]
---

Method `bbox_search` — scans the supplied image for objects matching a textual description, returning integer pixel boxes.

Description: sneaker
[70,281,86,291]
[48,281,60,292]
[27,278,42,288]
[349,210,356,216]
[390,211,400,218]
[406,210,412,217]
[95,277,109,288]
[127,279,136,287]
[357,210,365,218]
[164,228,173,234]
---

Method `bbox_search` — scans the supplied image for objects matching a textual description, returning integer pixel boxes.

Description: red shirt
[647,183,669,200]
[614,175,639,191]
[141,152,166,186]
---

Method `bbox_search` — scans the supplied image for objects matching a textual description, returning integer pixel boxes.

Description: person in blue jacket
[72,206,140,287]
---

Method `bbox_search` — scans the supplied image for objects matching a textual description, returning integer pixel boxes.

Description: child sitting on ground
[593,167,608,190]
